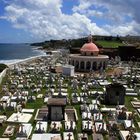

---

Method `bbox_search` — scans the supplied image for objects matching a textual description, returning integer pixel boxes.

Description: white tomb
[62,65,74,76]
[7,113,32,123]
[21,109,34,114]
[51,121,62,131]
[119,130,129,140]
[135,133,140,140]
[95,122,107,133]
[100,108,116,112]
[82,112,92,120]
[0,115,7,123]
[16,123,33,139]
[65,121,76,130]
[82,120,92,130]
[3,125,15,137]
[124,120,134,129]
[93,113,103,122]
[31,133,62,140]
[63,132,74,140]
[35,121,48,133]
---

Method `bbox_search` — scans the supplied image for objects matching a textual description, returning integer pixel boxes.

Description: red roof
[80,42,99,52]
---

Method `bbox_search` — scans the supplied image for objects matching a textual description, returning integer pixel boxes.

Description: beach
[0,43,45,65]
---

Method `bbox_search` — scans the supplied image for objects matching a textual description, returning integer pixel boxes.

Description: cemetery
[0,46,140,140]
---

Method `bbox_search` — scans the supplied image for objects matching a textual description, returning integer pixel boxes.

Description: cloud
[2,0,109,41]
[72,0,91,12]
[72,0,140,36]
[0,16,7,20]
[103,22,139,36]
[73,0,140,24]
[1,0,140,41]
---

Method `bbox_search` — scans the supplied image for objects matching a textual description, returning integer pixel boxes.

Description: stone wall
[0,68,8,84]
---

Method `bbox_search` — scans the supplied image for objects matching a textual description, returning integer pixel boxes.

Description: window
[80,61,85,69]
[86,61,91,70]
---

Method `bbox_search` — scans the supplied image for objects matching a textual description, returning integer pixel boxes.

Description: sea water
[0,43,45,64]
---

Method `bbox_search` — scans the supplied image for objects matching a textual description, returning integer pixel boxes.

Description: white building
[62,65,75,76]
[69,35,109,72]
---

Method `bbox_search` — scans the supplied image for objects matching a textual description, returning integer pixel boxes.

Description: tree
[0,64,8,73]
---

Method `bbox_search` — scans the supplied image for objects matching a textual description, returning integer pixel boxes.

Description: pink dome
[80,42,99,52]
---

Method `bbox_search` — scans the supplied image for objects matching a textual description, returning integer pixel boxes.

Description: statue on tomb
[52,122,57,130]
[16,114,19,122]
[70,121,73,130]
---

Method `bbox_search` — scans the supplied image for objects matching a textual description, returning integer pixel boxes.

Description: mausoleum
[47,98,66,121]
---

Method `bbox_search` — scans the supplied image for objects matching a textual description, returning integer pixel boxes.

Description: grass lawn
[96,40,123,48]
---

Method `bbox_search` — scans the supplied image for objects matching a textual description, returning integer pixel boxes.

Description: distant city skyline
[0,0,140,43]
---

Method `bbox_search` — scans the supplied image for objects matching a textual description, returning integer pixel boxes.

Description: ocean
[0,43,46,64]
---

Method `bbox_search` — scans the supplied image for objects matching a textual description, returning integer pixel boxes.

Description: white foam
[32,48,46,55]
[0,47,46,65]
[0,54,47,65]
[0,59,23,65]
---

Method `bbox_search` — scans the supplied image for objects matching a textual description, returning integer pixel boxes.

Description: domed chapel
[69,35,109,72]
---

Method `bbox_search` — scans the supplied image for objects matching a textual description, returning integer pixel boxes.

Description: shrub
[0,64,8,73]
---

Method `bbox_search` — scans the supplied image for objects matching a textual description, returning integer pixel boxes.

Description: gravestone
[16,124,27,138]
[34,122,45,133]
[47,98,66,121]
[93,134,103,140]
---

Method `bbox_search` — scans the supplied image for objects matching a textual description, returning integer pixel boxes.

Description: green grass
[96,40,123,48]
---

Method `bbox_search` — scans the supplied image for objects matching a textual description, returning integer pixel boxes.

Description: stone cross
[20,124,24,133]
[16,114,19,121]
[38,122,42,131]
[70,121,73,129]
[67,133,72,140]
[86,120,90,129]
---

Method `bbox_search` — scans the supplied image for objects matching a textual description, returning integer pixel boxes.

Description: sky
[0,0,140,43]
